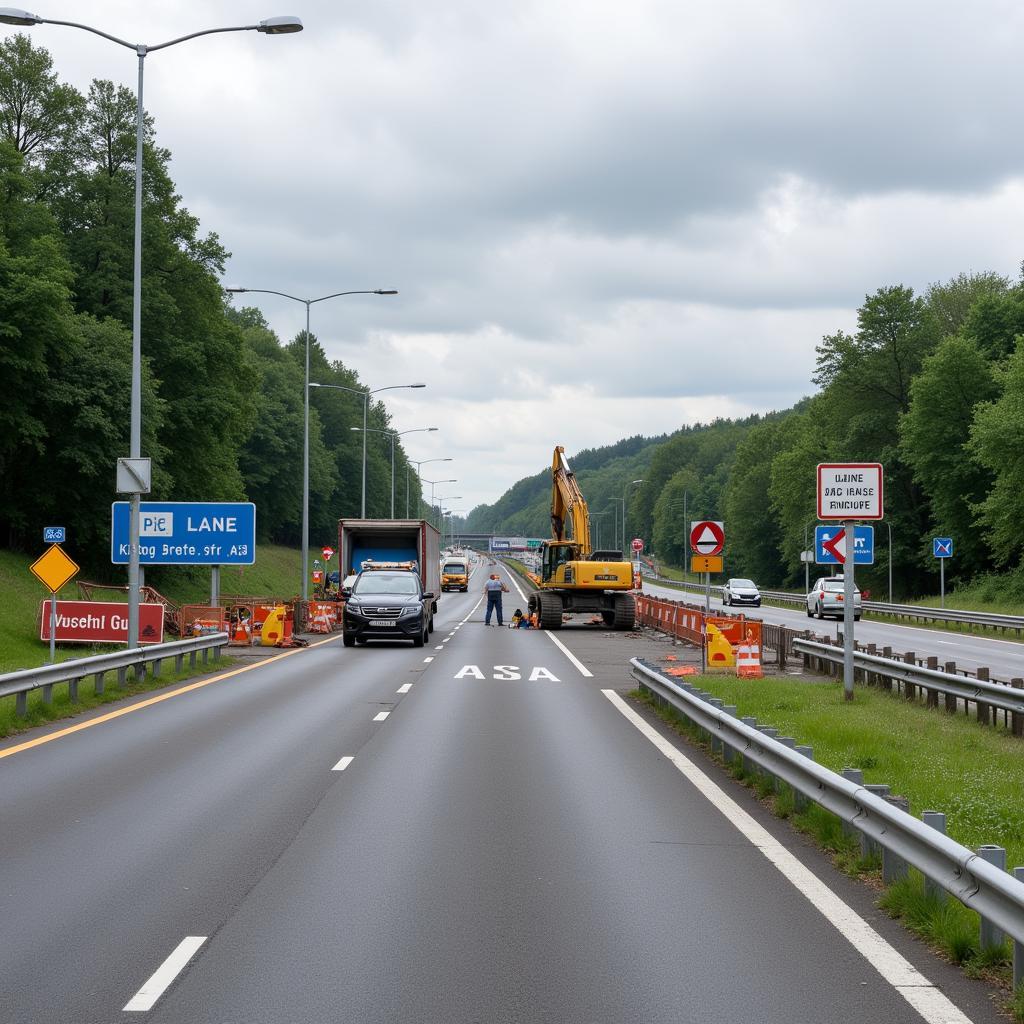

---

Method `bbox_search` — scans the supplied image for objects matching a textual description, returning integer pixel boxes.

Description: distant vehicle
[806,576,862,620]
[342,563,434,647]
[723,578,761,607]
[441,557,469,592]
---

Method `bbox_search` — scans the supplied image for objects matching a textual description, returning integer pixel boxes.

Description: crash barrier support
[0,634,229,717]
[632,657,1024,951]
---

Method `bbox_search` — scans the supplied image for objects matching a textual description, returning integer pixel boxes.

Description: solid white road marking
[397,683,413,693]
[123,936,207,1012]
[373,711,390,722]
[332,756,354,772]
[544,631,593,677]
[601,690,972,1024]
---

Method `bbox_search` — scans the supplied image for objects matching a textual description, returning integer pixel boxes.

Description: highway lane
[643,578,1024,682]
[0,560,999,1023]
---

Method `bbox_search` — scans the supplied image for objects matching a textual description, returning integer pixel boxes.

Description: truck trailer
[338,519,442,621]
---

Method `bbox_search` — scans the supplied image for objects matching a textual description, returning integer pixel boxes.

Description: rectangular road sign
[39,600,165,644]
[111,501,256,565]
[815,525,874,565]
[691,554,723,574]
[43,526,65,544]
[933,537,953,558]
[817,463,883,520]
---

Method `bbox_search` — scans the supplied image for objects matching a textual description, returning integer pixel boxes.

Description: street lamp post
[1,8,304,647]
[408,458,452,518]
[622,479,644,559]
[423,478,457,528]
[227,288,398,600]
[444,510,467,549]
[436,496,461,534]
[350,426,437,518]
[590,510,610,549]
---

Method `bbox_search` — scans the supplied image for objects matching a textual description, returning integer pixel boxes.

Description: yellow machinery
[527,446,636,630]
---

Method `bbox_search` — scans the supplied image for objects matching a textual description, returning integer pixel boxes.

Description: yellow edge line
[0,635,343,761]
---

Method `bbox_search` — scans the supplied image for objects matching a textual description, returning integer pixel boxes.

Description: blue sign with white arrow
[111,501,256,565]
[933,537,953,558]
[815,525,874,565]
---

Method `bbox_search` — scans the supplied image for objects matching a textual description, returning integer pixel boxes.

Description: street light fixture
[407,457,452,518]
[350,426,438,518]
[436,496,462,534]
[1,9,304,648]
[227,288,398,600]
[422,477,457,528]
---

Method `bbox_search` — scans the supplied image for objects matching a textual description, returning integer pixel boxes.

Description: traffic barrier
[180,605,227,638]
[736,632,763,679]
[705,622,735,669]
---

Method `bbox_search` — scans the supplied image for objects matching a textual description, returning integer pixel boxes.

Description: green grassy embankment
[636,671,1024,1007]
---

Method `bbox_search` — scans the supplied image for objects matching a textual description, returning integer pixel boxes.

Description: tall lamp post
[1,8,305,647]
[590,510,610,549]
[444,510,467,549]
[436,496,462,534]
[423,478,457,528]
[227,288,398,601]
[408,457,452,517]
[622,478,644,558]
[350,426,438,518]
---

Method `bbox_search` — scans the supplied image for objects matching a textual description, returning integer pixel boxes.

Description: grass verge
[633,677,1022,1018]
[0,654,234,740]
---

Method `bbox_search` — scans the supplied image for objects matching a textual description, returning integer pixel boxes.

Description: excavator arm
[550,446,591,556]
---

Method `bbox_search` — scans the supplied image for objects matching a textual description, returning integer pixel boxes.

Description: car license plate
[369,619,394,627]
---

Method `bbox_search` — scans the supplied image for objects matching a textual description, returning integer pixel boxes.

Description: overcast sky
[19,1,1024,512]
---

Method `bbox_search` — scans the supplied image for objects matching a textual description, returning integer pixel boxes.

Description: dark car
[342,568,433,647]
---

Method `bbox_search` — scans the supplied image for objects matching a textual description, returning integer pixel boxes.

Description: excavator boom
[549,445,591,555]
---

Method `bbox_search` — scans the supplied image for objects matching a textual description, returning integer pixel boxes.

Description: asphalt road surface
[644,578,1024,682]
[0,560,1002,1023]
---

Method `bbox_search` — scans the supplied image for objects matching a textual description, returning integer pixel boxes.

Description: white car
[722,578,761,607]
[806,576,862,620]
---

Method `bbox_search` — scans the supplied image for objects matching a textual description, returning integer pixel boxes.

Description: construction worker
[483,573,509,626]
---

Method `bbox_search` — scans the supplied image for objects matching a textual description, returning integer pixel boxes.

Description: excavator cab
[541,542,578,584]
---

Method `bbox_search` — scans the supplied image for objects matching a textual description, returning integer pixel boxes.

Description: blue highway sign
[933,537,953,558]
[43,526,65,544]
[111,502,256,565]
[815,525,875,565]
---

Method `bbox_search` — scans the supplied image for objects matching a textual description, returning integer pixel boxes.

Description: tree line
[0,35,422,578]
[470,272,1024,599]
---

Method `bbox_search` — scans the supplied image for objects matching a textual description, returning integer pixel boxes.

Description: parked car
[722,578,761,607]
[342,564,434,647]
[806,576,862,620]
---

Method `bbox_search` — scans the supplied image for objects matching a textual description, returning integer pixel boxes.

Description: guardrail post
[943,662,958,713]
[16,691,27,716]
[976,667,991,726]
[840,768,863,838]
[722,705,738,764]
[1013,680,1024,738]
[903,652,916,700]
[68,677,79,703]
[740,718,757,775]
[977,846,1007,949]
[708,699,724,755]
[1014,866,1024,989]
[189,649,197,669]
[94,670,105,696]
[862,784,890,859]
[881,647,893,691]
[117,666,127,689]
[175,653,184,673]
[794,745,813,811]
[777,737,796,795]
[925,657,940,708]
[41,682,53,705]
[882,795,910,883]
[922,811,947,901]
[153,658,162,679]
[757,727,778,785]
[202,648,210,665]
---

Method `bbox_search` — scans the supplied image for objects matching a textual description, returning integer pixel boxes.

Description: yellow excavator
[527,446,637,630]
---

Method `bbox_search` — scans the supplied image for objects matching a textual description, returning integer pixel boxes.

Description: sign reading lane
[111,501,256,565]
[817,463,883,520]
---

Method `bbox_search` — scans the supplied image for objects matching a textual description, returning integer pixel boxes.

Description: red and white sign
[321,546,335,561]
[821,529,847,564]
[631,537,644,552]
[39,600,164,645]
[690,521,724,556]
[817,463,883,520]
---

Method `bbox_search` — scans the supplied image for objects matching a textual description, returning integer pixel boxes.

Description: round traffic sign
[631,537,644,552]
[689,520,724,556]
[322,546,335,560]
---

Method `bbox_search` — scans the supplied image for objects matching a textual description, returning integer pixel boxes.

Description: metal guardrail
[0,634,230,717]
[631,657,1024,945]
[644,574,1024,636]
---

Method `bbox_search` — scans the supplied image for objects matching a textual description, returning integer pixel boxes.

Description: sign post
[30,543,80,663]
[817,464,883,701]
[690,521,725,673]
[933,538,953,608]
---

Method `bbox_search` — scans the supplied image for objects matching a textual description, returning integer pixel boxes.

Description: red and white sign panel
[322,546,335,560]
[631,537,644,552]
[817,463,883,520]
[39,600,165,645]
[690,520,724,556]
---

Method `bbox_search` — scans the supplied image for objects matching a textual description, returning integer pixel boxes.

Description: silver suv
[722,578,761,607]
[806,576,862,621]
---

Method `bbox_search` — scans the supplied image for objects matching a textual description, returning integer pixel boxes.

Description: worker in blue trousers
[484,573,509,626]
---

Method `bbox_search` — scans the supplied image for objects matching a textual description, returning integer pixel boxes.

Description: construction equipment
[527,446,636,630]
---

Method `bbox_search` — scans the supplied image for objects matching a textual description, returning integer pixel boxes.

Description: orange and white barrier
[735,631,763,678]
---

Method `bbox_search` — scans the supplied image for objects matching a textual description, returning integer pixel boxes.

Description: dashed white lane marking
[434,645,444,650]
[332,756,354,772]
[423,657,433,663]
[397,683,413,693]
[373,711,390,722]
[601,690,972,1024]
[936,640,958,646]
[545,631,593,678]
[123,936,207,1012]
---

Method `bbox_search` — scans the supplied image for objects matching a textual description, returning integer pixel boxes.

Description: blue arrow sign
[933,537,953,558]
[43,526,65,544]
[111,502,256,565]
[815,525,875,565]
